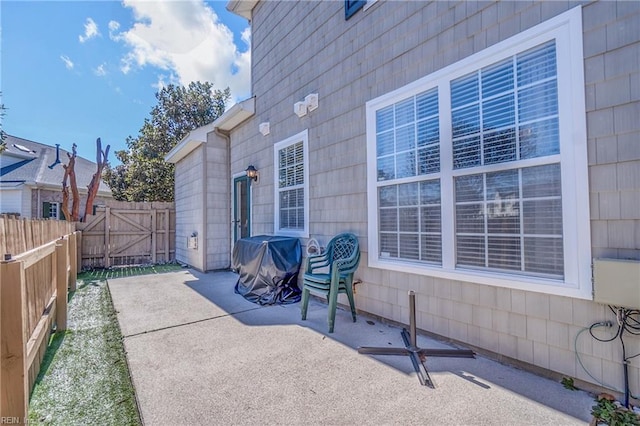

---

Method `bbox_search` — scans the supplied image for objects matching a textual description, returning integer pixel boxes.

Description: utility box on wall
[593,259,640,310]
[187,236,198,250]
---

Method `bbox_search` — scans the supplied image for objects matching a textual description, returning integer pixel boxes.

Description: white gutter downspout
[214,127,232,270]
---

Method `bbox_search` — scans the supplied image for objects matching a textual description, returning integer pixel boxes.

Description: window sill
[276,229,309,239]
[368,257,592,300]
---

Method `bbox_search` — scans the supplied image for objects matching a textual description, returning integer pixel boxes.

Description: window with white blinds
[376,87,442,264]
[451,41,559,169]
[274,130,309,237]
[366,7,591,297]
[452,41,563,279]
[379,180,442,263]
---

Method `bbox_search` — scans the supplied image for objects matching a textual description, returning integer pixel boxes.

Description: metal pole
[409,290,417,349]
[358,290,475,387]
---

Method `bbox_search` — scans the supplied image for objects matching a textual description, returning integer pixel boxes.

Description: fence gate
[77,202,175,268]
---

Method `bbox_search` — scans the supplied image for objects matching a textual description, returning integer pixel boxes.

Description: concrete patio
[108,269,595,425]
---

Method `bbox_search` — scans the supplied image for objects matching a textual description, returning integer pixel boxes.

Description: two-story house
[166,1,640,399]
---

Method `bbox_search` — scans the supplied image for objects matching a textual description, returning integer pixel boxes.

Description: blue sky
[2,0,251,163]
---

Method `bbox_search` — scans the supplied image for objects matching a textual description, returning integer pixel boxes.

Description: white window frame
[46,201,62,220]
[366,7,591,299]
[49,202,59,219]
[274,129,309,238]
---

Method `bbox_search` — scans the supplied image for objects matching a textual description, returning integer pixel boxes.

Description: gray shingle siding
[228,0,640,392]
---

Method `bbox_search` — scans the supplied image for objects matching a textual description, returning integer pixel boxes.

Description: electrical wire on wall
[578,306,640,408]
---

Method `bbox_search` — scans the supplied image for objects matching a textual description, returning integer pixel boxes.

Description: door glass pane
[234,178,250,241]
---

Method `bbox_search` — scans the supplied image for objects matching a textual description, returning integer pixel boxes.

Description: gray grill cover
[232,235,302,305]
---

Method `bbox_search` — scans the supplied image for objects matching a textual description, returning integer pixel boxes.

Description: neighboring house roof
[0,135,112,195]
[165,97,255,164]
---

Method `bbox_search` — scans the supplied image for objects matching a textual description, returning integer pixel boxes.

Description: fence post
[68,232,78,292]
[56,238,69,332]
[151,209,157,264]
[0,259,28,420]
[164,209,170,262]
[76,230,82,273]
[104,207,111,268]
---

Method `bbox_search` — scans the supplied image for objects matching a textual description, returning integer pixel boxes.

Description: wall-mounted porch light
[245,165,259,183]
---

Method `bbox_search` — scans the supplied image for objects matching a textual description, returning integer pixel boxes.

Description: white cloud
[79,17,100,43]
[94,63,107,76]
[152,73,180,91]
[60,55,74,70]
[112,0,251,101]
[108,20,120,40]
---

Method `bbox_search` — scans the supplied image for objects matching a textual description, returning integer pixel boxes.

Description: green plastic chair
[300,233,360,333]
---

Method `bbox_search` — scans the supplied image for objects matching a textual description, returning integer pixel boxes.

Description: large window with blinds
[274,130,309,238]
[451,41,562,278]
[366,8,591,297]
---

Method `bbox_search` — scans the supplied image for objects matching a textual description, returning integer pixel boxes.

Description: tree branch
[83,138,110,221]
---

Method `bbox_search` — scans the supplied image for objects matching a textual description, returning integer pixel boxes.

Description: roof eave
[164,97,255,164]
[213,96,255,132]
[0,150,35,160]
[226,0,259,20]
[164,137,206,164]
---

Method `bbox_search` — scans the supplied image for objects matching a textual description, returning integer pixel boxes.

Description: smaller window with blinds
[454,164,563,278]
[379,179,442,264]
[376,88,440,182]
[451,41,559,170]
[375,88,441,263]
[274,130,309,238]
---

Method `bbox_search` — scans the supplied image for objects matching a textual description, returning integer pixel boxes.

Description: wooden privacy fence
[0,216,75,259]
[76,202,175,269]
[1,231,80,421]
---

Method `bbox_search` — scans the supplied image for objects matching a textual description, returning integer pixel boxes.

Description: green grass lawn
[28,264,182,425]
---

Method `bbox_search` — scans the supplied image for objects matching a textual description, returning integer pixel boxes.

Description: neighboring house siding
[0,189,23,214]
[174,145,205,270]
[232,0,640,394]
[21,187,31,218]
[29,188,111,219]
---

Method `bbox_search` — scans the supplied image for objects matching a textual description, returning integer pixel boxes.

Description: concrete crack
[123,306,264,338]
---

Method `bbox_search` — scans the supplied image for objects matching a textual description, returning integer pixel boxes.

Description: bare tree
[84,138,110,221]
[61,143,80,221]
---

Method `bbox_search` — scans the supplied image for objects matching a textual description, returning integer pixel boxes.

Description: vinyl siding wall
[174,145,205,270]
[205,132,232,270]
[230,0,640,393]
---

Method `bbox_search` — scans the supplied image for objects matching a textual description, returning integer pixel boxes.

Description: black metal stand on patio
[358,290,475,388]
